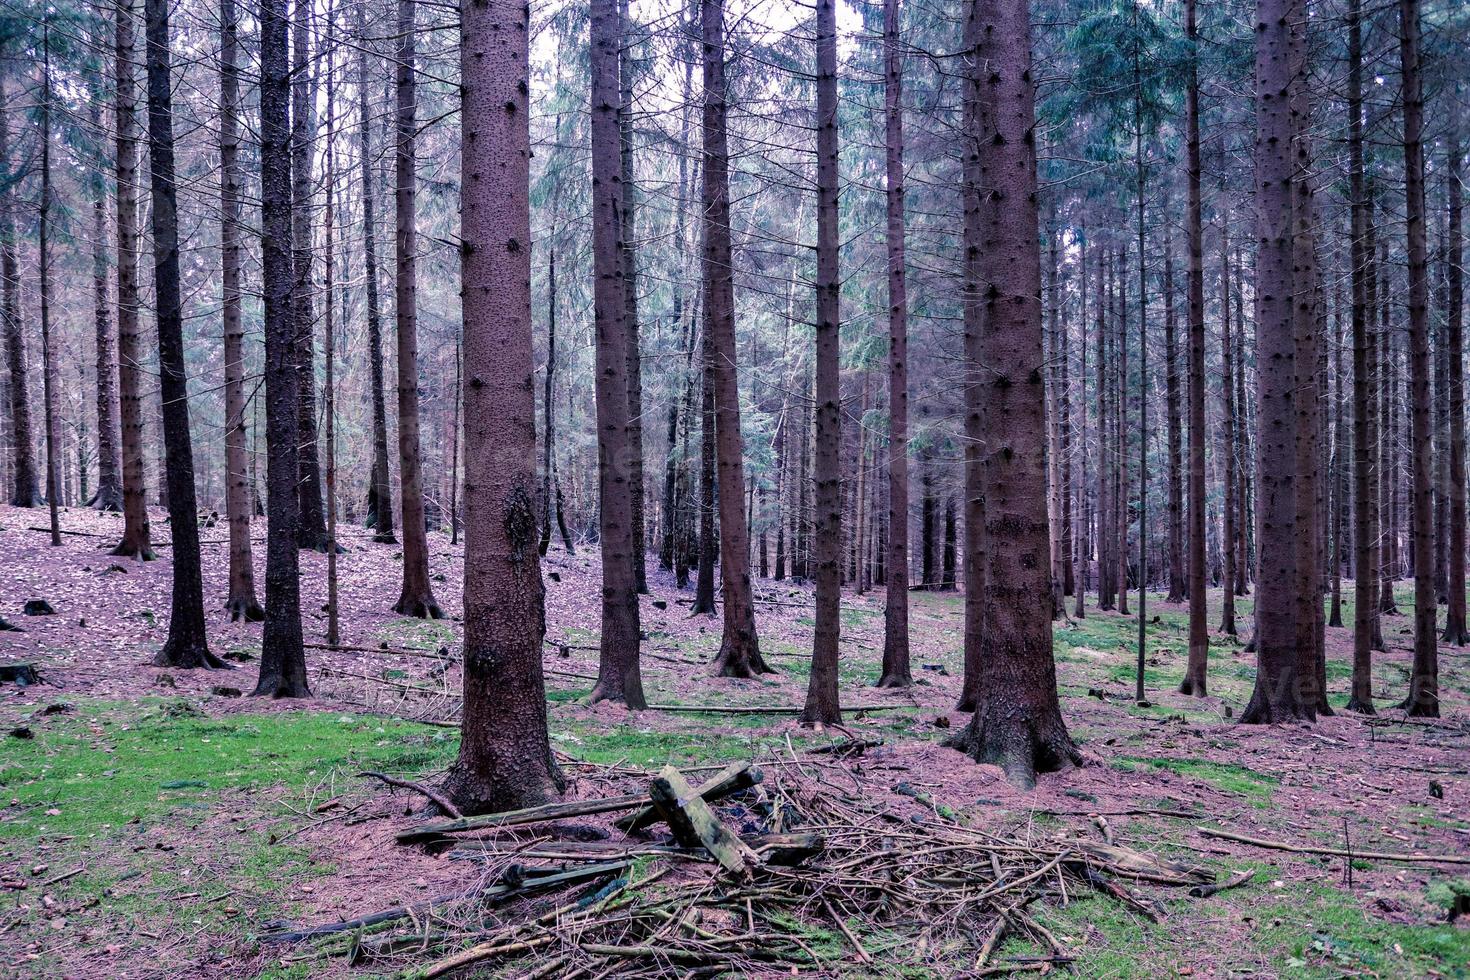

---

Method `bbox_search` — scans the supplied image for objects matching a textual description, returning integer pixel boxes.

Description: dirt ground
[1,503,1467,978]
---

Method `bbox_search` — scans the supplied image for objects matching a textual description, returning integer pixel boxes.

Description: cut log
[0,664,40,686]
[648,765,761,878]
[614,761,761,834]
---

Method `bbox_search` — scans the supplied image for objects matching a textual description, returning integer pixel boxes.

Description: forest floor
[1,503,1468,978]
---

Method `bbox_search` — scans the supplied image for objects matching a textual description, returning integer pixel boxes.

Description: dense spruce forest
[0,0,1468,973]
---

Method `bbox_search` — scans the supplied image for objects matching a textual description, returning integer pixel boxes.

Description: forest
[0,0,1468,972]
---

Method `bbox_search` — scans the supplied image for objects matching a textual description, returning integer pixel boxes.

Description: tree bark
[1219,226,1237,637]
[947,0,1080,786]
[255,0,310,695]
[39,26,61,546]
[0,78,37,510]
[89,91,123,514]
[1443,105,1466,646]
[702,0,768,678]
[143,0,221,670]
[877,0,911,689]
[1165,220,1184,605]
[357,0,395,544]
[444,0,564,812]
[802,0,842,727]
[1180,0,1208,697]
[589,0,645,707]
[292,8,328,552]
[219,0,263,621]
[619,0,648,595]
[391,0,443,620]
[1399,0,1438,717]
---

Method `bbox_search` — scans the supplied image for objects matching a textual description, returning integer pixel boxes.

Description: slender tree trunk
[111,0,152,552]
[357,1,394,543]
[1330,276,1348,629]
[619,0,648,595]
[1234,248,1251,595]
[1443,105,1467,646]
[144,0,221,669]
[219,0,263,621]
[89,97,123,513]
[1116,249,1130,619]
[1241,0,1310,722]
[947,0,1079,786]
[692,315,718,613]
[802,0,842,727]
[39,27,61,546]
[292,8,328,552]
[1074,238,1089,620]
[324,17,341,648]
[540,245,573,556]
[702,0,768,677]
[1165,221,1185,604]
[1399,0,1438,716]
[1180,0,1208,696]
[589,0,645,707]
[444,0,564,811]
[1219,225,1238,636]
[878,0,911,688]
[0,78,37,510]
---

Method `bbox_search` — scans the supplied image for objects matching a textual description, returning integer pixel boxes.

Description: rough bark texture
[802,0,842,727]
[877,0,912,690]
[1219,231,1238,637]
[112,0,152,553]
[1443,109,1466,646]
[444,0,564,813]
[1180,0,1208,697]
[1241,0,1310,723]
[1399,0,1438,717]
[357,0,395,544]
[946,0,1080,786]
[0,80,37,511]
[619,0,647,596]
[89,92,123,514]
[220,0,262,622]
[702,0,768,679]
[588,0,645,707]
[143,0,222,670]
[292,9,328,553]
[1164,226,1184,605]
[40,33,61,545]
[391,0,443,620]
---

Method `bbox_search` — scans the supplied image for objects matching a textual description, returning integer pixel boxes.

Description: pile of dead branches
[261,754,1219,977]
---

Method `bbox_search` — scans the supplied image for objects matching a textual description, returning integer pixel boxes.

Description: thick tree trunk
[0,83,38,510]
[1180,0,1208,697]
[802,0,842,727]
[444,0,564,813]
[356,2,394,544]
[588,0,645,707]
[877,0,911,689]
[390,0,443,620]
[702,0,768,678]
[220,0,262,622]
[947,0,1079,786]
[1443,110,1467,646]
[619,0,648,595]
[1399,0,1438,717]
[1241,0,1310,723]
[291,11,328,552]
[143,0,222,670]
[254,0,309,695]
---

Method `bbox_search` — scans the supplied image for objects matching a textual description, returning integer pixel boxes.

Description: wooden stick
[1197,828,1470,865]
[357,770,462,819]
[644,702,908,715]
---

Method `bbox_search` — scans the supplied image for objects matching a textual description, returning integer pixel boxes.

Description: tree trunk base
[943,711,1081,790]
[711,639,774,678]
[251,675,312,698]
[1344,695,1376,715]
[441,756,565,817]
[226,596,266,623]
[874,670,912,690]
[154,641,229,670]
[1238,688,1312,725]
[1328,609,1343,628]
[394,593,445,620]
[88,484,125,512]
[1177,674,1208,697]
[586,679,647,710]
[1441,617,1469,646]
[111,539,156,561]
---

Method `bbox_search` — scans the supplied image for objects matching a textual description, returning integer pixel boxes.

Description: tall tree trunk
[1241,0,1310,722]
[324,20,340,648]
[1330,275,1348,628]
[110,0,152,555]
[444,0,564,812]
[39,26,61,545]
[1116,248,1130,619]
[220,0,262,621]
[540,244,574,556]
[1233,247,1251,595]
[802,0,842,727]
[254,0,310,695]
[947,0,1079,786]
[877,0,911,689]
[1443,105,1467,646]
[292,8,328,552]
[1074,238,1089,620]
[89,94,123,513]
[692,315,718,614]
[702,0,768,677]
[619,0,648,595]
[1165,220,1185,604]
[0,78,37,510]
[357,1,394,544]
[1399,0,1438,716]
[1180,0,1208,696]
[1219,225,1238,636]
[391,0,443,619]
[144,0,222,669]
[589,0,645,707]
